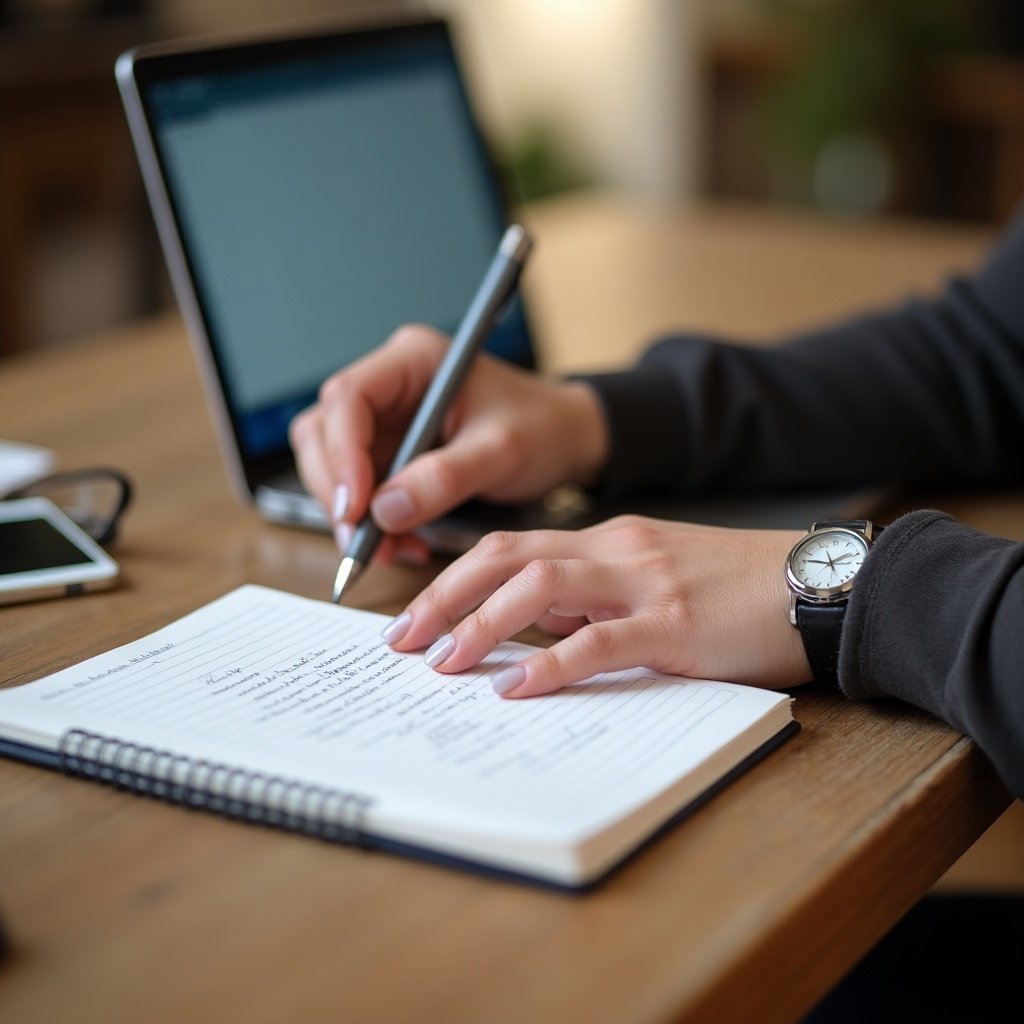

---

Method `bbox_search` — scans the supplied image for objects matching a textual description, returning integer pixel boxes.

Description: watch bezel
[785,526,869,605]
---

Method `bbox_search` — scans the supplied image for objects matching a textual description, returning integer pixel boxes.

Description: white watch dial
[791,530,868,590]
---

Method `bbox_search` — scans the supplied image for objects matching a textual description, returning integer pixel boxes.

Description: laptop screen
[132,22,531,468]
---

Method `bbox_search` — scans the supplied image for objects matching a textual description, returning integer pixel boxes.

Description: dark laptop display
[118,18,531,510]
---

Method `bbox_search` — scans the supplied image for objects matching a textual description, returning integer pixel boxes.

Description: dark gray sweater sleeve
[840,511,1024,797]
[583,211,1024,499]
[579,211,1024,797]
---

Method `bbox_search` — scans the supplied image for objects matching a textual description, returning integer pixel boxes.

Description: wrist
[560,381,610,489]
[758,529,813,686]
[785,520,880,688]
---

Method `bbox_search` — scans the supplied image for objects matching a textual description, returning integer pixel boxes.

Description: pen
[332,223,534,603]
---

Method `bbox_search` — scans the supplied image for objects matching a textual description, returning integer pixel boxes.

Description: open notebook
[0,586,796,888]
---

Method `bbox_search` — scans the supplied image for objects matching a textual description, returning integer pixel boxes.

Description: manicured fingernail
[381,611,411,645]
[424,633,456,668]
[491,665,526,696]
[333,522,354,552]
[332,484,350,522]
[371,488,416,532]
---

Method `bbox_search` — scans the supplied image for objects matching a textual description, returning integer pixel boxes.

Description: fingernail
[491,665,526,696]
[334,522,354,552]
[424,633,456,668]
[371,488,416,532]
[332,484,350,522]
[381,611,411,645]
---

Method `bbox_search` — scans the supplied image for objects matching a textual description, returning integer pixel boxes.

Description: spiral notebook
[0,586,796,888]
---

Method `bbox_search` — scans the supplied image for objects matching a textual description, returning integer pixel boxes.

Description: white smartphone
[0,497,120,605]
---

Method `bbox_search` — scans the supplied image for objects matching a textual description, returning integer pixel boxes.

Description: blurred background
[0,0,1021,356]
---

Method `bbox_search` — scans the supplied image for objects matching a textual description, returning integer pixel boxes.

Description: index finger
[390,529,594,651]
[317,326,448,521]
[490,615,671,699]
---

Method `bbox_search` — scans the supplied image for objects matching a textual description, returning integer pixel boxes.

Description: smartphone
[0,497,120,605]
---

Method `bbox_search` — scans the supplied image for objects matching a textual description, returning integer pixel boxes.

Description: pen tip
[332,556,363,604]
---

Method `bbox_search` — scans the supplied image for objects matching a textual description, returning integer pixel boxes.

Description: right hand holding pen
[289,325,609,563]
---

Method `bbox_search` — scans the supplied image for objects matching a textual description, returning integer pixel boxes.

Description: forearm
[584,300,1024,496]
[840,511,1024,798]
[581,213,1024,498]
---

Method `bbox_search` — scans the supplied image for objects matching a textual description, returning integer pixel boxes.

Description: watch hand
[832,553,856,563]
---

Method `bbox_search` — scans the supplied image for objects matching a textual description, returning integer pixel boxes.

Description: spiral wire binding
[58,729,372,845]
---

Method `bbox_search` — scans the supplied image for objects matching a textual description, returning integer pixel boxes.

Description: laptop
[116,15,877,552]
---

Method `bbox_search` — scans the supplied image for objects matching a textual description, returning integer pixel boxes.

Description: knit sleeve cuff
[575,364,691,499]
[838,511,950,711]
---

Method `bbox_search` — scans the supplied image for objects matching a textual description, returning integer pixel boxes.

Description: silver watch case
[785,522,874,626]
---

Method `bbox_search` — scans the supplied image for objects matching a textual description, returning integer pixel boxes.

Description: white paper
[0,585,790,844]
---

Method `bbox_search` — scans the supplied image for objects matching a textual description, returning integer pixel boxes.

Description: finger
[428,558,621,673]
[536,612,588,637]
[391,530,592,651]
[289,406,338,513]
[318,327,447,521]
[395,534,431,567]
[490,614,670,699]
[318,381,378,523]
[368,533,400,566]
[368,420,515,534]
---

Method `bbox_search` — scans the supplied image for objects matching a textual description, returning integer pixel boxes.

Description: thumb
[369,428,508,533]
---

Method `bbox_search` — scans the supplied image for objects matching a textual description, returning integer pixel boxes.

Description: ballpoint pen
[332,223,533,602]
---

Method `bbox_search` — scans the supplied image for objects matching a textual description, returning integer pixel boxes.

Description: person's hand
[381,517,812,695]
[289,325,609,564]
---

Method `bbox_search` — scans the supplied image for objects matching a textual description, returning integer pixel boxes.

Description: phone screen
[0,519,94,575]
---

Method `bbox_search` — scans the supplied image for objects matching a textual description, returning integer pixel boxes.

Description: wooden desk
[0,196,1012,1024]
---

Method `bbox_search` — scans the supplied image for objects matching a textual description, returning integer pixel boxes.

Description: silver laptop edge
[117,51,257,511]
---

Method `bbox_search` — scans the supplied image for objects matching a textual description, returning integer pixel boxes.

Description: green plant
[498,117,592,204]
[762,0,976,159]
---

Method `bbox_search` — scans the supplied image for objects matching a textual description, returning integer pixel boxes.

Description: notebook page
[0,586,789,838]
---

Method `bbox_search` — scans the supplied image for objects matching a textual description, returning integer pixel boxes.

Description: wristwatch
[785,520,880,688]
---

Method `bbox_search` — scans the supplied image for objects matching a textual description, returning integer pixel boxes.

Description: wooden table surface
[0,196,1013,1024]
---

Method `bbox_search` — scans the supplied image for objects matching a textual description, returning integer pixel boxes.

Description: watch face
[787,528,869,599]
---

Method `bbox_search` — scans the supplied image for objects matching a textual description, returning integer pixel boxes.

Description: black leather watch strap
[795,601,846,689]
[813,518,873,535]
